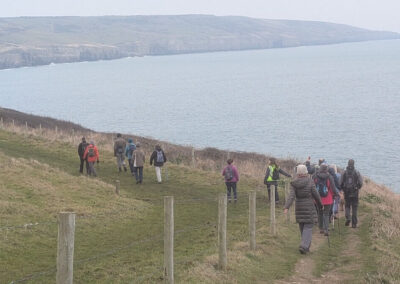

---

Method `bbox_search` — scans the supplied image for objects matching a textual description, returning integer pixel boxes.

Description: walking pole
[337,203,341,238]
[322,213,330,248]
[331,200,335,231]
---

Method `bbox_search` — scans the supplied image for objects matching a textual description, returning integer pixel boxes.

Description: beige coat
[133,149,145,167]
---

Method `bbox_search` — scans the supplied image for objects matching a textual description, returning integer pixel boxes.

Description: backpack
[315,176,329,197]
[88,147,95,158]
[156,150,164,163]
[224,166,234,181]
[271,167,280,180]
[343,170,358,194]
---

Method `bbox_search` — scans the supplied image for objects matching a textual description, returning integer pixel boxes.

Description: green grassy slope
[0,129,302,283]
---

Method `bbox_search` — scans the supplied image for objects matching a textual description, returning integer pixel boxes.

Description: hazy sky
[1,0,399,32]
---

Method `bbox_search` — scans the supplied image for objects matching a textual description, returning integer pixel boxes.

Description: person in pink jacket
[314,164,336,236]
[222,159,239,203]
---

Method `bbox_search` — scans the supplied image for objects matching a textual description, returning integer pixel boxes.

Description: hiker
[264,158,292,203]
[83,141,99,177]
[77,137,89,174]
[222,159,239,203]
[284,164,322,254]
[150,145,167,183]
[132,142,145,184]
[314,164,337,235]
[114,133,127,172]
[305,157,326,175]
[329,164,342,219]
[125,138,136,174]
[340,159,363,228]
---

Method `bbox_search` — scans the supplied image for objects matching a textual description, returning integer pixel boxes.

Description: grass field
[1,124,399,283]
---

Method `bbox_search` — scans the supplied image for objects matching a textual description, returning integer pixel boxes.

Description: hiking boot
[320,230,324,234]
[345,220,351,226]
[299,247,307,254]
[352,224,357,228]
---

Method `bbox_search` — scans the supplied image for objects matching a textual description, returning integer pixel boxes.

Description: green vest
[267,165,276,182]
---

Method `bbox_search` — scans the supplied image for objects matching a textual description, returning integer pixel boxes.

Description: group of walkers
[77,134,167,183]
[222,156,363,255]
[285,158,363,254]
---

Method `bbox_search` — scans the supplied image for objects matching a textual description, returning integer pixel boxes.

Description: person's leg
[116,155,122,171]
[128,159,134,173]
[318,206,323,231]
[155,166,162,182]
[352,196,359,227]
[139,167,143,183]
[88,162,94,176]
[134,167,139,182]
[301,223,313,251]
[232,182,237,201]
[323,205,332,234]
[91,162,97,177]
[85,159,89,174]
[120,154,127,171]
[275,183,279,202]
[267,184,271,201]
[226,182,232,202]
[79,158,84,173]
[345,195,351,226]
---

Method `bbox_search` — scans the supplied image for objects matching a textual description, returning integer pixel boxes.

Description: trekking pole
[322,212,330,248]
[337,209,341,238]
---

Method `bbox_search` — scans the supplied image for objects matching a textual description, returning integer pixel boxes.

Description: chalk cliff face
[0,15,399,69]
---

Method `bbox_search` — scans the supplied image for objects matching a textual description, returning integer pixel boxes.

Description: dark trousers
[318,204,332,232]
[226,182,237,201]
[345,195,359,226]
[266,181,279,201]
[79,157,89,174]
[128,159,134,173]
[299,223,313,250]
[134,167,143,183]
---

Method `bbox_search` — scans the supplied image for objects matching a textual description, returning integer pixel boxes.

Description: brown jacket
[114,138,126,156]
[133,149,145,167]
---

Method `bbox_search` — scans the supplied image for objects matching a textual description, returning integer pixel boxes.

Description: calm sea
[1,40,399,191]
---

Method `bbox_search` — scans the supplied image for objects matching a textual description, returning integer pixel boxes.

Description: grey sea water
[1,40,399,191]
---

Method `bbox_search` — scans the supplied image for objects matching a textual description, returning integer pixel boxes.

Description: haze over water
[1,40,399,191]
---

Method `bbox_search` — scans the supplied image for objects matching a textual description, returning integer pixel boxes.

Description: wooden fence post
[285,182,291,223]
[270,185,276,235]
[12,119,15,127]
[25,121,28,131]
[0,117,3,128]
[57,212,75,284]
[249,191,256,250]
[191,148,195,168]
[164,196,174,284]
[218,194,227,270]
[39,123,42,131]
[55,126,58,135]
[115,180,120,195]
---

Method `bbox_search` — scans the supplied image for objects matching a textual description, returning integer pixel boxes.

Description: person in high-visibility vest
[264,158,292,203]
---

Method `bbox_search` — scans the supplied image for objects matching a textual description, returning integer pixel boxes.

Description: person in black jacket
[77,137,89,174]
[150,145,167,183]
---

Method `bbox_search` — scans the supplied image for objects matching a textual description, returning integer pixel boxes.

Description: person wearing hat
[83,141,100,177]
[132,142,145,184]
[285,164,322,254]
[77,137,89,174]
[114,133,127,172]
[125,138,136,174]
[150,145,167,183]
[264,157,292,203]
[340,159,363,228]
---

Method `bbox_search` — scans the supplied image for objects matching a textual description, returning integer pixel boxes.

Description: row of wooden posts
[55,184,292,284]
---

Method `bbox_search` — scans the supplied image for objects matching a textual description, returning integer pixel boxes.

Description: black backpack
[343,170,359,194]
[272,167,280,180]
[88,147,95,158]
[224,166,234,181]
[315,176,329,198]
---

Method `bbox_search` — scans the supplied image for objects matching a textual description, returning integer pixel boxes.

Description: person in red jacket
[83,141,100,177]
[314,164,337,236]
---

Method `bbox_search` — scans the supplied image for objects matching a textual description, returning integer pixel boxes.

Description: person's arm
[234,166,239,181]
[163,151,167,163]
[357,171,363,189]
[125,146,129,158]
[78,144,81,156]
[113,142,117,156]
[83,147,88,160]
[311,183,323,209]
[284,185,296,210]
[150,151,155,165]
[264,167,270,184]
[95,147,100,162]
[279,168,292,178]
[329,175,339,196]
[339,172,345,190]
